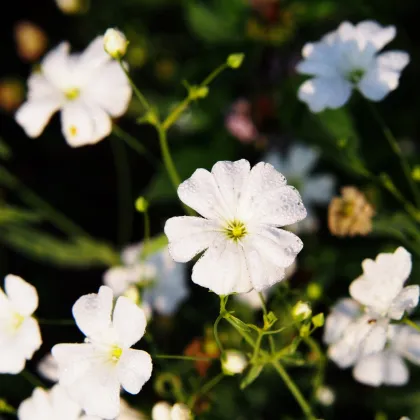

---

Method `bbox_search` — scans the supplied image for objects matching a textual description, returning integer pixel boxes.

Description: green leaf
[0,206,42,224]
[228,314,251,332]
[0,226,119,268]
[240,365,263,390]
[312,313,325,328]
[0,399,15,414]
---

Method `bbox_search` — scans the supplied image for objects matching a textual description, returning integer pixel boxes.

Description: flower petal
[15,98,61,138]
[117,349,153,394]
[113,296,147,348]
[41,42,73,90]
[165,216,222,263]
[388,285,420,320]
[18,388,53,420]
[358,66,401,101]
[377,51,410,72]
[355,20,396,50]
[5,274,38,316]
[391,325,420,365]
[298,77,353,113]
[192,240,252,295]
[296,42,338,78]
[72,286,113,338]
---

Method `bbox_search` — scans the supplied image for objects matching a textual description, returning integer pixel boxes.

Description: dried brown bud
[328,186,375,237]
[14,21,48,62]
[0,78,24,112]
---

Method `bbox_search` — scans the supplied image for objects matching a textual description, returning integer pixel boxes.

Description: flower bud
[315,386,335,406]
[171,403,192,420]
[104,28,128,59]
[135,196,149,213]
[292,301,312,321]
[227,53,245,69]
[222,350,247,375]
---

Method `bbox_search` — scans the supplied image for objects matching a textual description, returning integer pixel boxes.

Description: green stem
[213,314,225,355]
[258,292,276,353]
[271,360,316,420]
[304,336,326,400]
[110,137,132,247]
[367,102,420,208]
[112,125,156,163]
[188,372,225,408]
[403,317,420,332]
[37,318,75,326]
[141,206,151,263]
[21,370,45,388]
[0,166,86,237]
[154,354,216,362]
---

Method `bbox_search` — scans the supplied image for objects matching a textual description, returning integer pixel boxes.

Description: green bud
[189,85,209,100]
[412,165,420,181]
[299,323,311,338]
[292,301,312,322]
[263,311,278,329]
[135,196,149,212]
[312,313,325,328]
[227,53,245,69]
[307,282,322,300]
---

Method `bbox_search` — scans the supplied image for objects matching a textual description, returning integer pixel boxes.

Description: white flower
[324,298,389,368]
[51,286,153,419]
[353,324,420,387]
[315,385,335,406]
[104,29,128,59]
[296,20,410,112]
[292,301,312,321]
[151,402,192,420]
[349,247,419,320]
[265,145,335,233]
[18,385,82,420]
[234,261,296,309]
[79,400,146,420]
[164,160,307,295]
[222,350,247,375]
[15,36,132,147]
[103,244,188,316]
[37,352,59,382]
[0,274,42,374]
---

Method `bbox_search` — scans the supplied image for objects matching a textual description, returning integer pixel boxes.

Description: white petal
[113,296,147,348]
[391,325,420,365]
[247,226,303,268]
[37,353,60,382]
[76,37,110,81]
[302,174,335,205]
[61,101,111,147]
[358,66,401,101]
[17,317,42,359]
[103,266,133,296]
[323,298,361,345]
[355,21,396,50]
[50,384,83,419]
[192,240,252,295]
[5,274,38,316]
[211,160,250,214]
[18,388,52,420]
[117,349,153,394]
[377,51,410,72]
[177,168,232,220]
[0,344,27,374]
[121,243,142,266]
[164,216,222,263]
[298,77,353,113]
[41,42,74,90]
[388,285,420,320]
[238,162,306,226]
[72,286,113,338]
[353,353,386,386]
[296,42,338,78]
[15,98,61,138]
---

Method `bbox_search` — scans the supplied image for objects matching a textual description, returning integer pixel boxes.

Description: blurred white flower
[350,247,419,320]
[104,29,128,59]
[222,350,247,375]
[296,20,409,112]
[265,144,335,233]
[315,385,335,406]
[0,274,42,374]
[235,261,297,309]
[79,400,146,420]
[15,36,132,147]
[353,324,420,387]
[165,160,306,295]
[55,0,84,14]
[37,352,59,382]
[103,244,188,317]
[52,286,152,419]
[151,402,192,420]
[18,385,81,420]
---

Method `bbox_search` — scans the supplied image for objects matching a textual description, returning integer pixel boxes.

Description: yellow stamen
[69,125,77,137]
[65,87,80,100]
[110,346,123,361]
[225,220,247,241]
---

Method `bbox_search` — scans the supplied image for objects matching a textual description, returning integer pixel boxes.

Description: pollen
[110,345,123,361]
[65,87,80,100]
[225,220,247,241]
[69,125,78,137]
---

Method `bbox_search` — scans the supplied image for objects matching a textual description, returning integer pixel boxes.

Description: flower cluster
[324,247,420,386]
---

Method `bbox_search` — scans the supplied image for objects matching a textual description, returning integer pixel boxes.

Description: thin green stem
[117,59,151,111]
[188,372,225,408]
[201,63,228,86]
[154,354,216,362]
[304,336,326,400]
[140,206,151,263]
[258,292,276,353]
[37,318,75,326]
[271,360,316,420]
[0,166,86,237]
[112,125,156,163]
[403,317,420,332]
[110,137,132,247]
[21,370,45,388]
[367,101,420,208]
[213,314,225,355]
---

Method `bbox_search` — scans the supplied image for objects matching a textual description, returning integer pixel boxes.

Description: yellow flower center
[69,125,78,137]
[110,345,123,362]
[65,87,80,100]
[11,313,25,331]
[225,220,247,241]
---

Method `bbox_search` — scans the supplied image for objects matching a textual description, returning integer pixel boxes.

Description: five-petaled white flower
[265,144,335,233]
[296,20,410,112]
[15,36,132,147]
[0,274,42,374]
[151,402,192,420]
[353,324,420,387]
[164,160,307,295]
[51,286,152,419]
[103,244,188,317]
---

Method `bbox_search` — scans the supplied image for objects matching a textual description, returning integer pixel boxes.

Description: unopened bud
[316,385,335,406]
[312,313,325,328]
[222,350,247,375]
[227,53,245,69]
[104,28,128,59]
[135,196,149,213]
[292,301,312,321]
[171,403,192,420]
